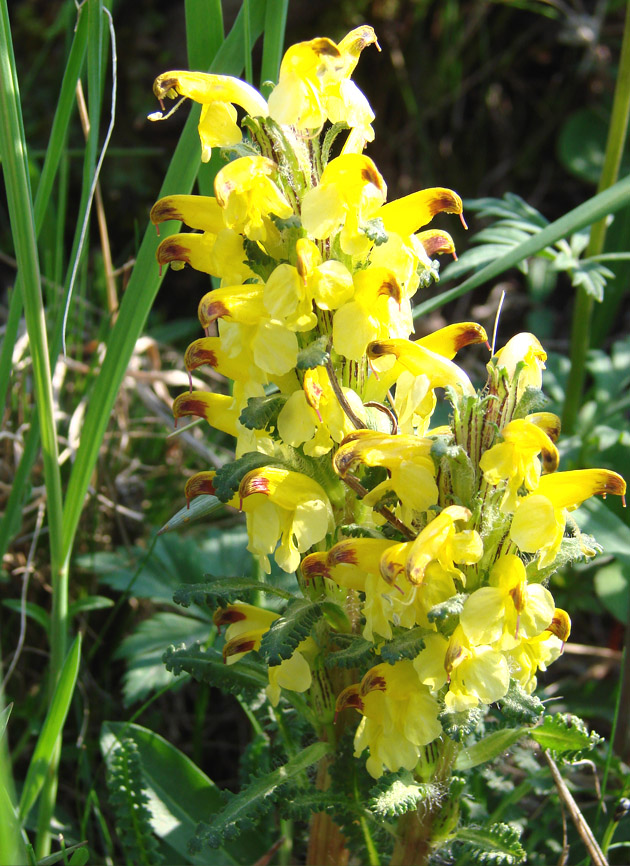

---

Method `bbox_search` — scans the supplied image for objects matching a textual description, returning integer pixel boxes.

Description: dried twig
[544,751,608,866]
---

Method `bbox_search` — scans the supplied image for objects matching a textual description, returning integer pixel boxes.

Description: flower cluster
[150,27,626,780]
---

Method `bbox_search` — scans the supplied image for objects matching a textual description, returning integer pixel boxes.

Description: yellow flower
[151,71,268,162]
[367,338,476,396]
[197,284,267,335]
[268,25,378,142]
[459,554,555,649]
[276,367,365,457]
[336,661,442,778]
[480,417,560,512]
[214,156,293,241]
[333,430,438,516]
[413,627,510,712]
[510,469,626,568]
[393,505,483,587]
[332,267,411,360]
[239,467,334,573]
[506,608,571,692]
[214,603,314,706]
[300,154,387,255]
[492,332,547,395]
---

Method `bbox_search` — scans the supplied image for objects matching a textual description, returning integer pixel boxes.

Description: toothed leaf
[325,634,375,669]
[239,394,287,431]
[259,598,324,665]
[379,627,426,664]
[453,822,526,864]
[188,742,332,852]
[529,713,602,762]
[296,336,330,371]
[163,643,267,696]
[173,578,295,609]
[455,727,528,771]
[497,680,544,724]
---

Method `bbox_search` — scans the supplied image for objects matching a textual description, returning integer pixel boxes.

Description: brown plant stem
[390,738,459,866]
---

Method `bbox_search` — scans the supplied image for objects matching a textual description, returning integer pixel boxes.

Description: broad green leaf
[19,635,82,819]
[455,727,528,771]
[189,742,332,852]
[114,612,209,706]
[594,560,630,623]
[36,841,89,866]
[573,497,630,563]
[100,721,262,866]
[529,713,602,759]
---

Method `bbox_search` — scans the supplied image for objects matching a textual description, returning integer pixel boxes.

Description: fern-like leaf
[529,712,602,762]
[106,739,163,865]
[163,642,267,696]
[259,598,324,665]
[325,633,375,669]
[173,577,295,609]
[369,772,442,818]
[497,680,544,724]
[379,627,426,664]
[188,742,331,852]
[453,822,526,865]
[239,394,287,431]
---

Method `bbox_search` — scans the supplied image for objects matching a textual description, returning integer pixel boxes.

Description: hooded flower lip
[150,195,225,234]
[367,338,476,396]
[214,155,293,241]
[492,332,547,393]
[151,72,268,163]
[510,468,626,567]
[185,471,221,506]
[197,285,266,332]
[547,608,571,644]
[156,233,215,274]
[379,187,466,236]
[184,337,255,383]
[403,505,482,586]
[173,391,239,437]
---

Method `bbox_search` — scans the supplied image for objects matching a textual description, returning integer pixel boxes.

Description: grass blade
[413,173,630,318]
[260,0,288,95]
[60,1,268,566]
[18,634,82,820]
[185,0,224,69]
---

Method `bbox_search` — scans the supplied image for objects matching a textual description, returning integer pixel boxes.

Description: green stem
[562,0,630,434]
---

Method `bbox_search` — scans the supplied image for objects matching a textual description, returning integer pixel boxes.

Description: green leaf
[361,217,388,245]
[68,595,114,617]
[238,394,287,431]
[19,635,82,819]
[379,627,426,664]
[188,742,332,852]
[573,496,630,564]
[163,643,267,696]
[455,727,528,771]
[258,598,323,665]
[427,593,466,630]
[173,577,295,609]
[158,495,226,534]
[440,706,485,741]
[369,772,439,818]
[324,634,374,669]
[0,703,12,741]
[114,612,209,706]
[414,174,630,317]
[2,600,50,633]
[212,453,284,503]
[497,681,544,724]
[558,107,630,185]
[594,560,630,623]
[529,713,602,761]
[36,841,90,866]
[101,721,262,865]
[453,822,526,865]
[295,336,330,371]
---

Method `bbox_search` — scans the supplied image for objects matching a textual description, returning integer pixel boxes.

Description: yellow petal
[379,188,464,236]
[152,71,267,117]
[150,195,225,233]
